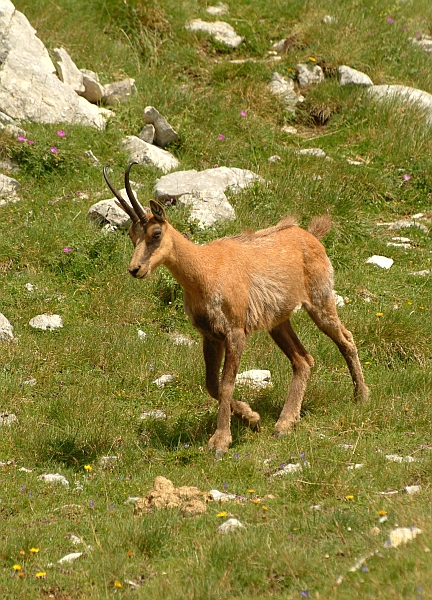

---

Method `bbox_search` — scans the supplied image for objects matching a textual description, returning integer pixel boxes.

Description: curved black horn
[125,162,148,224]
[103,166,138,223]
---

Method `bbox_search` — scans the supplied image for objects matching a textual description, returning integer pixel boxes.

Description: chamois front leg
[208,330,245,458]
[203,336,224,400]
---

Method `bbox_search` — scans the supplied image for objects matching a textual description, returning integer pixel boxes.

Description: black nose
[129,266,141,277]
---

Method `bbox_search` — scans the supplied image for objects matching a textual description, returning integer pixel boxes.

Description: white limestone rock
[152,374,175,388]
[29,313,63,331]
[80,69,104,104]
[369,85,432,124]
[296,63,324,87]
[269,72,304,113]
[58,552,83,564]
[186,19,243,48]
[38,473,69,486]
[103,78,136,106]
[154,166,262,202]
[338,65,373,86]
[138,124,156,144]
[140,410,167,420]
[0,412,18,425]
[236,370,272,389]
[217,518,245,533]
[0,173,20,206]
[87,187,142,229]
[410,35,432,53]
[121,136,179,173]
[296,148,326,158]
[366,255,394,269]
[0,313,14,343]
[206,4,228,16]
[53,47,85,94]
[143,106,179,148]
[384,527,422,549]
[0,0,108,128]
[177,189,235,229]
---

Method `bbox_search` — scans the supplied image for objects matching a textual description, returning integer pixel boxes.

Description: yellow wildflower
[378,510,387,516]
[12,565,22,571]
[84,464,92,472]
[35,572,46,579]
[113,581,123,588]
[29,548,39,554]
[345,494,354,500]
[217,511,227,518]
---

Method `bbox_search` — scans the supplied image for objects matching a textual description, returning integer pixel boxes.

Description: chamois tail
[308,215,332,240]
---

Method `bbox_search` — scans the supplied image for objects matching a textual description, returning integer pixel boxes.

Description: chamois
[104,163,368,456]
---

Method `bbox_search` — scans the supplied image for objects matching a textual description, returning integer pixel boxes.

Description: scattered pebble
[152,374,175,388]
[366,255,394,269]
[217,518,245,534]
[38,473,69,486]
[270,463,302,478]
[18,467,32,473]
[99,456,118,469]
[236,369,272,389]
[268,155,281,163]
[23,378,37,386]
[140,410,167,420]
[370,526,381,536]
[137,329,147,341]
[29,313,63,331]
[347,463,364,470]
[310,504,322,511]
[384,527,422,549]
[296,148,326,158]
[385,454,416,463]
[58,552,83,564]
[388,220,428,233]
[340,444,354,450]
[171,333,194,346]
[403,485,421,495]
[24,283,35,292]
[282,125,298,135]
[409,269,431,276]
[209,489,238,502]
[379,490,399,496]
[125,496,141,504]
[0,412,18,426]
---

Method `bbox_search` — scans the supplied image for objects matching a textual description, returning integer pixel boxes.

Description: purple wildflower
[63,247,72,253]
[387,17,394,24]
[233,453,240,459]
[27,140,34,145]
[301,591,309,598]
[403,173,412,181]
[109,504,115,510]
[223,481,228,491]
[240,110,247,117]
[89,501,95,508]
[57,130,66,137]
[17,136,26,142]
[218,134,226,140]
[50,146,58,154]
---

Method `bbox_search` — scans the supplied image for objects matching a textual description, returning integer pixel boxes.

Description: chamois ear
[150,200,166,223]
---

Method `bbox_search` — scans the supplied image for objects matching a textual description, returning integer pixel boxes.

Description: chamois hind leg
[270,320,315,437]
[304,296,369,401]
[203,337,261,431]
[208,329,246,457]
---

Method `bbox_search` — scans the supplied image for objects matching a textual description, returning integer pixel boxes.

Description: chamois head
[103,162,169,279]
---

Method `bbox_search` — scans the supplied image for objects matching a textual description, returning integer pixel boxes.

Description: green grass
[0,0,431,598]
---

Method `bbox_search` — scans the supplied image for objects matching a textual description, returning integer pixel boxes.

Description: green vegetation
[0,0,431,598]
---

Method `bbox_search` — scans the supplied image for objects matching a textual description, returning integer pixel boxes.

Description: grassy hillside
[0,0,431,598]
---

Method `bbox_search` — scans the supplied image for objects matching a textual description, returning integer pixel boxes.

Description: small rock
[236,369,272,389]
[58,552,83,564]
[0,412,18,426]
[140,410,167,420]
[29,314,63,331]
[366,255,394,269]
[409,269,431,276]
[125,496,141,504]
[38,473,69,486]
[388,219,428,233]
[209,490,237,502]
[53,48,85,94]
[270,463,302,478]
[282,125,298,135]
[403,485,421,495]
[121,136,179,173]
[384,527,422,549]
[186,19,243,48]
[137,330,147,341]
[392,237,411,242]
[310,504,322,511]
[347,464,364,470]
[410,35,432,53]
[103,78,136,106]
[269,72,304,113]
[385,454,416,463]
[143,106,180,148]
[333,292,345,307]
[297,148,326,158]
[171,333,194,346]
[152,375,175,388]
[338,65,373,86]
[369,85,432,126]
[347,159,364,165]
[217,518,245,534]
[138,124,156,144]
[206,3,228,15]
[0,313,14,342]
[322,15,337,24]
[340,444,354,450]
[88,188,142,229]
[379,490,399,496]
[268,155,281,163]
[386,242,411,249]
[99,456,118,469]
[296,63,324,87]
[18,467,32,472]
[80,69,104,103]
[370,526,381,536]
[411,213,424,220]
[24,283,35,292]
[0,173,20,205]
[23,378,37,386]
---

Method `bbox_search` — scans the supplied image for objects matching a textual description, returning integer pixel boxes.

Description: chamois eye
[152,229,162,239]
